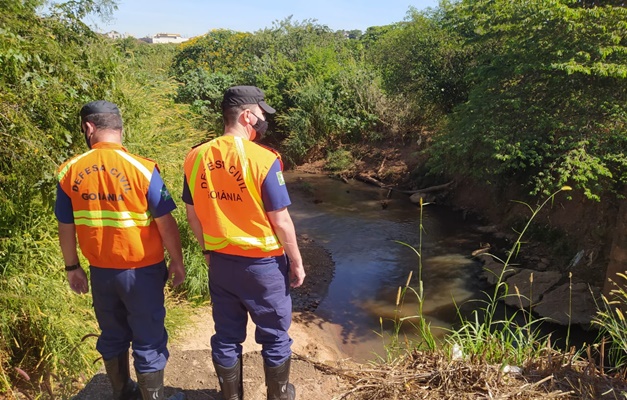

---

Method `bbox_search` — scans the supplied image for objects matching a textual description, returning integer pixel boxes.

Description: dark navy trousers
[90,261,169,373]
[209,252,293,368]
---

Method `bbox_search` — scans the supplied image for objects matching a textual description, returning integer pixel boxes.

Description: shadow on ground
[72,350,348,400]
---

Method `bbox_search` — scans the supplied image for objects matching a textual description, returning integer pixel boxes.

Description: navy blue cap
[221,86,276,114]
[80,100,120,118]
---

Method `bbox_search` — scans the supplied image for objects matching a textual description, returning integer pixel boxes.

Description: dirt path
[73,308,353,400]
[163,308,352,400]
[73,236,357,399]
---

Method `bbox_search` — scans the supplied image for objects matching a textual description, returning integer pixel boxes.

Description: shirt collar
[91,142,128,152]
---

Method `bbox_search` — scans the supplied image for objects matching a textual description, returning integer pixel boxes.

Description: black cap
[80,100,120,118]
[221,86,276,114]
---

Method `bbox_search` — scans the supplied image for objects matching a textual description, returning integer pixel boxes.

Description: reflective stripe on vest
[57,150,95,182]
[203,232,280,252]
[114,150,152,180]
[187,144,207,199]
[73,209,153,228]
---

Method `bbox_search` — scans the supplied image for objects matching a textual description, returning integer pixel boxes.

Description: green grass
[0,37,211,396]
[0,221,100,397]
[325,149,354,172]
[381,187,582,370]
[376,196,436,362]
[593,273,627,372]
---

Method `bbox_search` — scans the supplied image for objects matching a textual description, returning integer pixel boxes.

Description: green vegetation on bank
[169,0,626,201]
[2,0,627,397]
[0,1,206,396]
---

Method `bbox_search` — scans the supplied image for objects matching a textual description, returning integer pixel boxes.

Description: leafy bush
[170,19,391,163]
[428,0,627,200]
[325,149,354,172]
[369,7,472,126]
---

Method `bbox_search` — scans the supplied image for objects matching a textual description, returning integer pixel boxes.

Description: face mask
[250,113,268,141]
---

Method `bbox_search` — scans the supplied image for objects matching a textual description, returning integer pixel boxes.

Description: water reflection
[285,172,492,361]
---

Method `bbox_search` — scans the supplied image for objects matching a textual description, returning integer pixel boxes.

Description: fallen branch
[355,174,454,196]
[405,181,454,194]
[355,173,386,188]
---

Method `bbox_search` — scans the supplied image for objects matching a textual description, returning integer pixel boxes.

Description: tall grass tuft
[378,196,436,361]
[446,186,573,367]
[593,273,627,372]
[0,216,99,397]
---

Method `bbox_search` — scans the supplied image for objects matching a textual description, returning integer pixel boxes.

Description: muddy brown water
[285,172,496,362]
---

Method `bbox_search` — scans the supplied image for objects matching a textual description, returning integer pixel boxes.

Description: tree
[428,0,627,200]
[368,8,472,127]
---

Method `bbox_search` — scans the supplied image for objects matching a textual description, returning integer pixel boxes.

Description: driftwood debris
[354,173,454,204]
[409,181,454,204]
[355,173,454,195]
[408,180,454,194]
[355,173,387,188]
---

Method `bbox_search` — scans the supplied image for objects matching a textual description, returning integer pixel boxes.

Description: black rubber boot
[136,370,186,400]
[264,358,296,400]
[213,358,243,400]
[103,351,140,400]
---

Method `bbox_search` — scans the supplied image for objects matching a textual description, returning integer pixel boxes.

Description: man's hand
[67,268,89,294]
[289,262,306,288]
[154,213,185,287]
[168,260,186,287]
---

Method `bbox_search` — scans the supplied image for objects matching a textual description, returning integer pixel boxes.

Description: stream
[285,172,496,362]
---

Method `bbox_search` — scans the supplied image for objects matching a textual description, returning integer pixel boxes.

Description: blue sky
[86,0,440,38]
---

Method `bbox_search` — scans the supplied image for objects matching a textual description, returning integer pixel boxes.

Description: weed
[380,187,576,369]
[325,149,354,172]
[446,186,573,367]
[593,273,627,371]
[376,197,436,362]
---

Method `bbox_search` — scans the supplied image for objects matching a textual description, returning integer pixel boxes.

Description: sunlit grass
[379,187,586,376]
[0,39,210,396]
[593,273,627,373]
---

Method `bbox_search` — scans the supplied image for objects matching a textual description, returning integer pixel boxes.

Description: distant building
[141,33,189,44]
[105,30,124,39]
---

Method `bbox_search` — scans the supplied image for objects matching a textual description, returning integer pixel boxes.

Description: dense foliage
[1,0,118,234]
[369,7,473,124]
[428,0,627,200]
[2,0,627,396]
[170,19,395,165]
[171,1,626,200]
[0,1,204,396]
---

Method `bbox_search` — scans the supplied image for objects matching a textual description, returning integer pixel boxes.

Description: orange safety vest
[56,142,165,269]
[184,135,284,258]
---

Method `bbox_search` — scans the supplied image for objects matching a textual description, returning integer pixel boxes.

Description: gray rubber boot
[103,351,140,400]
[264,358,295,400]
[136,369,186,400]
[213,358,243,400]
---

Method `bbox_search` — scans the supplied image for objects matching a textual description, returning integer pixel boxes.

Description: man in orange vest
[55,101,186,400]
[183,86,305,400]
